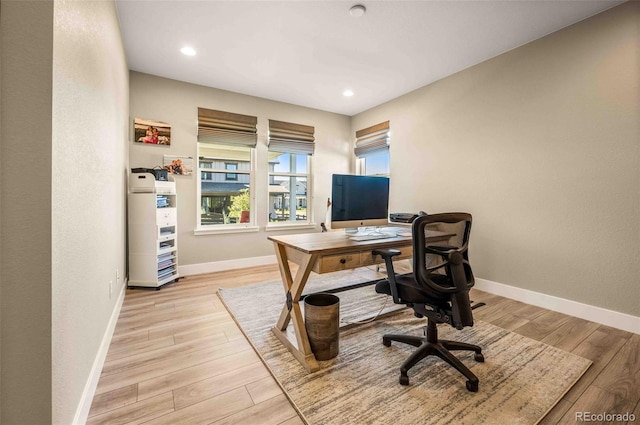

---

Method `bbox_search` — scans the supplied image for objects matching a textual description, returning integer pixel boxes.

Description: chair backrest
[412,212,475,328]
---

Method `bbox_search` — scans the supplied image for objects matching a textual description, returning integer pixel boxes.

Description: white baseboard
[475,278,639,335]
[178,255,277,277]
[73,279,127,425]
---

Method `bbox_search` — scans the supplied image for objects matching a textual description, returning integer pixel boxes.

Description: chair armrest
[372,248,402,259]
[372,248,402,303]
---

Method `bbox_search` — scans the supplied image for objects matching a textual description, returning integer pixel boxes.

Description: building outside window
[224,162,238,181]
[198,144,253,226]
[268,152,310,223]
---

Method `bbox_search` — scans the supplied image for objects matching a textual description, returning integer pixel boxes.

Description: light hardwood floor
[88,264,639,425]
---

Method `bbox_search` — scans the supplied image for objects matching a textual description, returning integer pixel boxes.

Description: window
[268,153,310,223]
[267,120,315,225]
[197,108,257,229]
[355,121,390,176]
[224,162,238,181]
[199,147,252,226]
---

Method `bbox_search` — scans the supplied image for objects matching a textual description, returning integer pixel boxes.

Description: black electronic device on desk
[390,212,419,223]
[131,167,168,181]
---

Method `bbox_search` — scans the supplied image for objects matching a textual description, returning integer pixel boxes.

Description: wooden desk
[268,229,453,372]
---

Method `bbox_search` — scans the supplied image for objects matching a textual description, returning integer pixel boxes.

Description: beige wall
[1,0,129,424]
[129,72,352,267]
[352,1,640,317]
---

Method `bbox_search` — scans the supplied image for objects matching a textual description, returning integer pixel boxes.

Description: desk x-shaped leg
[271,241,320,372]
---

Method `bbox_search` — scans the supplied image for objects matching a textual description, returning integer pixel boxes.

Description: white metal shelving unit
[128,172,179,289]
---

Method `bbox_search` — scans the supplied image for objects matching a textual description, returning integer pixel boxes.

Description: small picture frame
[134,118,171,145]
[163,155,193,175]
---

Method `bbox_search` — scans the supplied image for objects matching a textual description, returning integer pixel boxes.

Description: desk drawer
[314,252,362,273]
[361,245,413,266]
[313,244,413,274]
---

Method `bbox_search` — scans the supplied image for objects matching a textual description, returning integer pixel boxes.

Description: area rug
[218,268,591,425]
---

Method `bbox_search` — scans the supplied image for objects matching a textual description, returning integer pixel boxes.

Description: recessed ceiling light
[349,4,366,17]
[180,46,197,56]
[343,89,354,97]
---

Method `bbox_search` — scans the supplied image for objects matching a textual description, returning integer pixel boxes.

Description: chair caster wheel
[474,352,484,362]
[382,337,391,347]
[466,380,479,392]
[399,374,410,386]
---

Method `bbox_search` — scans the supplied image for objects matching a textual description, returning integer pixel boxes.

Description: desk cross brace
[298,273,413,301]
[272,242,320,372]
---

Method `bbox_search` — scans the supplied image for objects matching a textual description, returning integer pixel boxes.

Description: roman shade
[198,107,257,147]
[268,119,315,155]
[354,120,390,157]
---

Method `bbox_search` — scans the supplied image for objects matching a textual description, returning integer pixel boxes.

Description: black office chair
[373,212,484,392]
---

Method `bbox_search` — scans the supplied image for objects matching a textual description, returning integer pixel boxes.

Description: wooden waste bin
[304,293,340,360]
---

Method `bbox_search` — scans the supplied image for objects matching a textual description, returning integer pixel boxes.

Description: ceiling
[116,0,622,116]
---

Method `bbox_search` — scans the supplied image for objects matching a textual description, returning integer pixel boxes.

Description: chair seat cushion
[375,273,451,306]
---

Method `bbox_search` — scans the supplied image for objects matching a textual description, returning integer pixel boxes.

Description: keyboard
[350,233,395,241]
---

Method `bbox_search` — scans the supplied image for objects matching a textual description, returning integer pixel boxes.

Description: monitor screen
[330,174,390,229]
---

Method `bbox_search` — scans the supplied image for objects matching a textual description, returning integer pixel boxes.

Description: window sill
[265,222,317,232]
[194,225,260,236]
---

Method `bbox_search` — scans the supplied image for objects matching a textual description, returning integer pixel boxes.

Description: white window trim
[356,156,365,175]
[264,222,317,232]
[194,225,259,236]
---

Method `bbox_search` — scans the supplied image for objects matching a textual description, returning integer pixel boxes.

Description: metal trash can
[304,293,340,360]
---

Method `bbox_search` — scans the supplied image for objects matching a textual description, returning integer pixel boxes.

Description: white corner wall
[51,1,129,424]
[352,1,640,319]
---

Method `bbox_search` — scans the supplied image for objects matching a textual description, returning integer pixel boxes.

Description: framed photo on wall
[134,118,171,145]
[164,155,193,175]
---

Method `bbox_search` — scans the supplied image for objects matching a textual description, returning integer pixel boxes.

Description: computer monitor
[330,174,390,231]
